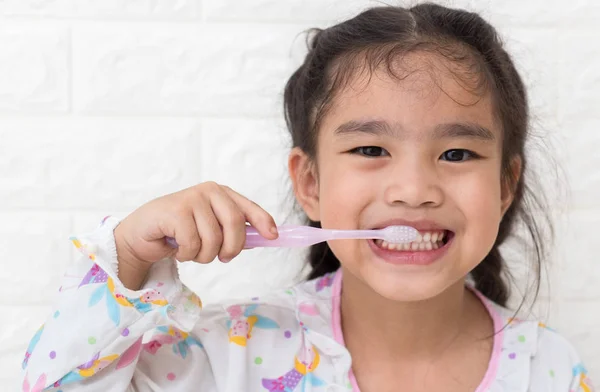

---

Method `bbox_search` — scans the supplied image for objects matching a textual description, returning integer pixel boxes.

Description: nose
[383,159,444,208]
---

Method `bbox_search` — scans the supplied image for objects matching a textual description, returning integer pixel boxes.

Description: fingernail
[220,257,231,263]
[270,226,278,235]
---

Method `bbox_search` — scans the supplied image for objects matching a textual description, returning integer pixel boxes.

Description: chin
[361,266,456,302]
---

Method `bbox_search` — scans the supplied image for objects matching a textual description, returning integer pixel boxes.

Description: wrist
[115,226,151,290]
[118,257,151,291]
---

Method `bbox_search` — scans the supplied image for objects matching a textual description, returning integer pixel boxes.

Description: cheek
[449,167,504,254]
[318,163,373,228]
[316,161,374,265]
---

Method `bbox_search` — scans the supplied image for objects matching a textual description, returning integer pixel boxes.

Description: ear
[288,147,320,221]
[500,156,522,217]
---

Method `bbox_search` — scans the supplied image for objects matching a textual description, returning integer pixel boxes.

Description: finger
[164,212,202,262]
[221,186,278,240]
[191,200,223,264]
[209,187,247,262]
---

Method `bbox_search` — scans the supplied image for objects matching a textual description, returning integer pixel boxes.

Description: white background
[0,0,598,389]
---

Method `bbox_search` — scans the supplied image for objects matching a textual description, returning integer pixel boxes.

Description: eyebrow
[333,120,496,142]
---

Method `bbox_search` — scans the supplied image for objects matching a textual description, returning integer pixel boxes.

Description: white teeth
[412,230,447,244]
[374,230,448,252]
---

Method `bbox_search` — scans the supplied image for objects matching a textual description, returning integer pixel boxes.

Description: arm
[22,217,207,391]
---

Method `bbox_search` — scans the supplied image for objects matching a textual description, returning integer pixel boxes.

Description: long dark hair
[283,3,552,307]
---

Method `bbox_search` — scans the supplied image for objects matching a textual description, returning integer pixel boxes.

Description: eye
[440,149,478,162]
[350,146,389,157]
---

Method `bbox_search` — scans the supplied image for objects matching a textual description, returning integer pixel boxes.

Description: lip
[367,232,454,266]
[368,218,451,232]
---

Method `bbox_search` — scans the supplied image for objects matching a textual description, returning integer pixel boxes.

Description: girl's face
[291,52,517,302]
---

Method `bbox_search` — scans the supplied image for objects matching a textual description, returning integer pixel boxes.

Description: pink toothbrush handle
[164,225,326,250]
[244,225,327,248]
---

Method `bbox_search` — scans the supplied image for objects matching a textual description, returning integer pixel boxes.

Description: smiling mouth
[373,230,453,251]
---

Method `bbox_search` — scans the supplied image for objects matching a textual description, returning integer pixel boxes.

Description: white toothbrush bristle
[382,225,419,244]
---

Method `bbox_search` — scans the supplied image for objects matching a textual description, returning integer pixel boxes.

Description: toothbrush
[165,224,418,249]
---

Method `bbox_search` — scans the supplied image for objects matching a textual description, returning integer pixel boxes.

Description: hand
[113,182,278,289]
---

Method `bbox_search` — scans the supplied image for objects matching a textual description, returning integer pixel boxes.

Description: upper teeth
[376,230,446,251]
[413,230,444,243]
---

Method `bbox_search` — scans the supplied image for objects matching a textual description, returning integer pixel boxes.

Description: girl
[22,3,593,392]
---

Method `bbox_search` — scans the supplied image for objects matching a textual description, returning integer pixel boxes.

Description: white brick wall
[1,0,598,389]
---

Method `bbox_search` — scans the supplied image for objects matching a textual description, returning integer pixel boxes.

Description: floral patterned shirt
[22,217,594,392]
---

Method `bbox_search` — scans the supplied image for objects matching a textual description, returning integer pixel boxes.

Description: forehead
[319,51,499,137]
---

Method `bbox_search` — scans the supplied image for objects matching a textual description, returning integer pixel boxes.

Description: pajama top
[22,217,595,392]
